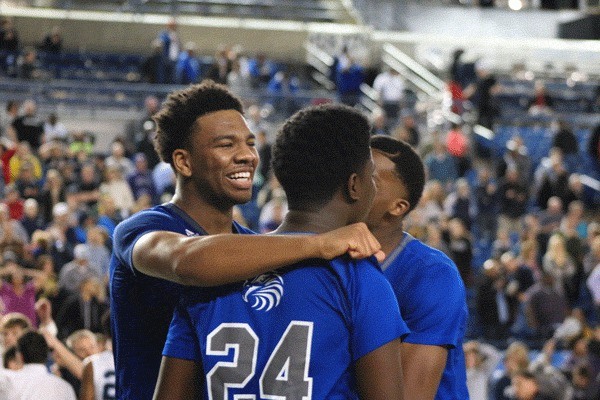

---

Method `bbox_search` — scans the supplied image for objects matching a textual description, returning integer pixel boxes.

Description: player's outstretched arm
[400,343,447,400]
[153,356,201,400]
[133,222,384,286]
[355,338,404,400]
[79,361,95,400]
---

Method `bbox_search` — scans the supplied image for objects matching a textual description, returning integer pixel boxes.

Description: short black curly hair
[272,103,372,211]
[370,134,425,214]
[153,80,244,168]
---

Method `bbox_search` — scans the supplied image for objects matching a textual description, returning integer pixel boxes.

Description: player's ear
[346,172,360,202]
[388,198,410,218]
[172,149,192,177]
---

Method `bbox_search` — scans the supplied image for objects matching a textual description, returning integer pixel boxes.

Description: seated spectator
[104,141,133,177]
[528,81,554,115]
[0,312,31,350]
[99,165,135,217]
[14,162,40,200]
[445,217,473,287]
[490,341,530,400]
[3,183,23,221]
[39,26,62,54]
[511,370,552,400]
[84,226,110,280]
[543,233,578,304]
[0,331,76,399]
[247,52,275,88]
[127,153,157,204]
[68,131,94,157]
[498,167,528,240]
[497,137,531,186]
[392,113,420,148]
[8,141,42,184]
[18,47,39,80]
[444,178,475,230]
[20,200,44,242]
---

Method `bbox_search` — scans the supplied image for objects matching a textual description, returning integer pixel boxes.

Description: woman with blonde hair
[542,233,578,305]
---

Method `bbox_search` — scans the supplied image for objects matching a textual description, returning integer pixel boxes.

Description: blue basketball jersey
[164,255,409,399]
[382,233,469,400]
[110,203,252,400]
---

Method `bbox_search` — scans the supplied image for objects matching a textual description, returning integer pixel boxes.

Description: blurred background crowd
[0,0,599,398]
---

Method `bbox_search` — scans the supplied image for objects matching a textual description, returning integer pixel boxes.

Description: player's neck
[171,191,234,235]
[371,219,405,257]
[276,209,350,235]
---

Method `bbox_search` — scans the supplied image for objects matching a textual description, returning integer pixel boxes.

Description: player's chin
[231,191,253,205]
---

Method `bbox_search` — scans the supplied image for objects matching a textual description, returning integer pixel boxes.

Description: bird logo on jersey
[242,273,284,312]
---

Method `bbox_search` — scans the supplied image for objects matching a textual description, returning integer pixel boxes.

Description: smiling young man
[154,104,408,400]
[366,135,469,400]
[109,81,384,400]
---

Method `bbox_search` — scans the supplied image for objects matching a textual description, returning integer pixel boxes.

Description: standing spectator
[425,139,458,189]
[255,130,272,183]
[498,167,528,238]
[445,122,470,177]
[0,17,19,77]
[175,41,200,85]
[3,183,24,221]
[20,198,43,239]
[476,259,510,340]
[140,39,162,84]
[491,342,531,400]
[38,168,66,225]
[17,47,39,80]
[0,331,77,400]
[497,137,531,185]
[39,26,63,54]
[11,101,44,152]
[474,166,498,241]
[464,59,500,130]
[446,217,474,287]
[85,226,111,280]
[57,244,102,294]
[14,162,40,200]
[8,141,42,184]
[0,252,48,328]
[43,113,68,144]
[392,113,420,148]
[464,340,503,400]
[372,67,405,123]
[206,47,231,84]
[247,52,274,87]
[156,18,180,84]
[444,178,476,230]
[0,100,20,141]
[511,370,553,400]
[525,272,570,339]
[334,46,364,106]
[543,232,578,304]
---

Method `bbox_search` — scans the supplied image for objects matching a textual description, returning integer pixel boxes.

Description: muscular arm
[79,361,95,400]
[355,338,404,400]
[153,357,202,400]
[400,343,448,400]
[133,222,384,286]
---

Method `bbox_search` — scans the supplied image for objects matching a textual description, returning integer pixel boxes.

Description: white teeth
[229,172,251,180]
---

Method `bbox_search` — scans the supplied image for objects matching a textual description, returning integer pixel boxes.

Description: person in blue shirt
[109,81,385,400]
[366,135,469,400]
[155,104,408,400]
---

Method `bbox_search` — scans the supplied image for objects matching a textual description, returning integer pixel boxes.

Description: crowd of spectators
[0,14,599,400]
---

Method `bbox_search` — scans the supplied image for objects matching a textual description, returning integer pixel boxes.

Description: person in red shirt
[446,122,471,177]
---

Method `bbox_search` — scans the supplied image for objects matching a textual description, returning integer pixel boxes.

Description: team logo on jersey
[242,273,284,312]
[185,229,199,237]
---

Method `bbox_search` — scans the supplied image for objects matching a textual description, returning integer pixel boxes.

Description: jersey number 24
[206,321,313,400]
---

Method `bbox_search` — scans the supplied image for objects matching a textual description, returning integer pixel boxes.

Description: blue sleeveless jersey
[164,254,409,399]
[109,203,252,400]
[382,234,469,400]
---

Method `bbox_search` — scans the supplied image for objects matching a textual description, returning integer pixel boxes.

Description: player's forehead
[194,109,252,141]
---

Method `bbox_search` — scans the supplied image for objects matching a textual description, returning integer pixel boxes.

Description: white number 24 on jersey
[206,321,313,400]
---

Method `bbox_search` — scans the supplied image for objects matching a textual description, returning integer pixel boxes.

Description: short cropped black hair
[272,103,371,210]
[153,80,244,167]
[17,330,48,364]
[370,135,425,213]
